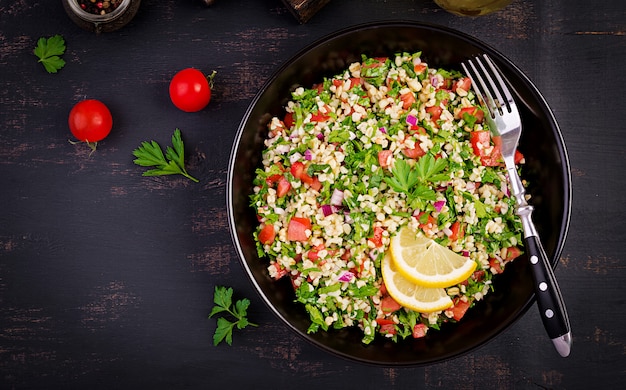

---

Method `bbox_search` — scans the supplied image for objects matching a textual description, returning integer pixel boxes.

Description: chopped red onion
[462,250,470,257]
[275,144,291,154]
[501,181,510,197]
[304,149,313,161]
[321,204,334,217]
[406,114,418,127]
[316,133,324,140]
[434,200,446,212]
[378,126,387,134]
[330,189,344,206]
[430,75,440,88]
[338,271,354,282]
[289,152,302,164]
[344,211,354,224]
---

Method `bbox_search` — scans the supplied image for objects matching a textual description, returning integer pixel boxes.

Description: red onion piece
[406,114,418,127]
[289,152,302,164]
[434,200,446,212]
[304,149,313,161]
[338,271,354,282]
[321,205,333,217]
[330,189,344,206]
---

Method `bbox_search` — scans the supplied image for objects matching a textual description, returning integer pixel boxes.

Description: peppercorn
[77,0,122,15]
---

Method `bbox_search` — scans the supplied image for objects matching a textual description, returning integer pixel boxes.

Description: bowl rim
[227,20,572,366]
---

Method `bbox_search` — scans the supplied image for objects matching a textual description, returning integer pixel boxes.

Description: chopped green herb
[209,286,258,346]
[132,128,199,182]
[33,35,66,73]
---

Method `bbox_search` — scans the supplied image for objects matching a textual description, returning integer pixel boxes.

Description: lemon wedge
[381,252,453,313]
[389,225,477,288]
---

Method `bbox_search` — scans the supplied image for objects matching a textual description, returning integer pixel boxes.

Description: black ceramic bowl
[227,21,571,366]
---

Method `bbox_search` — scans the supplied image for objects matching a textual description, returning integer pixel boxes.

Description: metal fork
[462,55,572,357]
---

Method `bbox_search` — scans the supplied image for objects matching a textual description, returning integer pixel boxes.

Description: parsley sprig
[209,286,257,346]
[34,35,66,73]
[132,128,199,182]
[384,153,449,202]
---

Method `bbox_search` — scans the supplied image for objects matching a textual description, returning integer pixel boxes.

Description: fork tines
[461,54,515,116]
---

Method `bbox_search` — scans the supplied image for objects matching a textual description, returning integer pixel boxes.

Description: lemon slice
[390,226,477,288]
[381,252,453,313]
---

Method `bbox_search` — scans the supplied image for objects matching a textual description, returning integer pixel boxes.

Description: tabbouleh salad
[250,51,525,344]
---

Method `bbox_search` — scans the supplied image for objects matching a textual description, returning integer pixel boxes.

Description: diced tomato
[505,246,523,261]
[450,298,471,321]
[470,130,502,166]
[276,176,291,197]
[363,57,387,70]
[290,161,305,180]
[470,130,491,156]
[378,150,393,168]
[408,125,426,135]
[514,150,524,164]
[332,79,343,88]
[425,105,442,122]
[368,226,385,248]
[489,257,504,274]
[307,244,325,262]
[265,173,282,186]
[379,283,388,297]
[290,161,321,191]
[412,323,428,338]
[402,145,426,159]
[258,224,276,245]
[414,63,427,74]
[349,77,363,89]
[379,323,396,335]
[400,91,416,110]
[415,211,436,233]
[283,112,294,128]
[312,83,324,94]
[311,104,332,122]
[449,221,463,241]
[270,262,288,280]
[309,176,322,191]
[381,295,402,313]
[457,106,484,124]
[453,77,472,93]
[376,318,395,326]
[287,217,312,242]
[472,270,486,282]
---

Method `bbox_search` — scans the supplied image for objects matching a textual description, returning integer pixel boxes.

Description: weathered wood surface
[1,0,624,388]
[281,0,331,23]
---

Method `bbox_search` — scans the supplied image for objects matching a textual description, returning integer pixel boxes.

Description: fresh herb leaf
[414,153,448,183]
[384,153,449,203]
[34,35,66,73]
[209,286,257,346]
[384,159,420,194]
[132,128,199,182]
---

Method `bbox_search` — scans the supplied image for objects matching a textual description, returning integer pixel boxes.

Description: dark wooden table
[1,0,624,388]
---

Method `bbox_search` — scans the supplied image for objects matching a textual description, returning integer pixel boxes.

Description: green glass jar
[434,0,512,16]
[62,0,141,33]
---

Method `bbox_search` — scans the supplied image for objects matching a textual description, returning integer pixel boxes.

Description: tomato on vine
[169,68,217,112]
[68,99,113,152]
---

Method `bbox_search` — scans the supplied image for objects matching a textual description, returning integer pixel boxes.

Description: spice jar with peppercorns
[62,0,141,33]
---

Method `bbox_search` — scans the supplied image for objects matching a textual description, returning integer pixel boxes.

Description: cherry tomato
[169,68,215,112]
[68,99,113,143]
